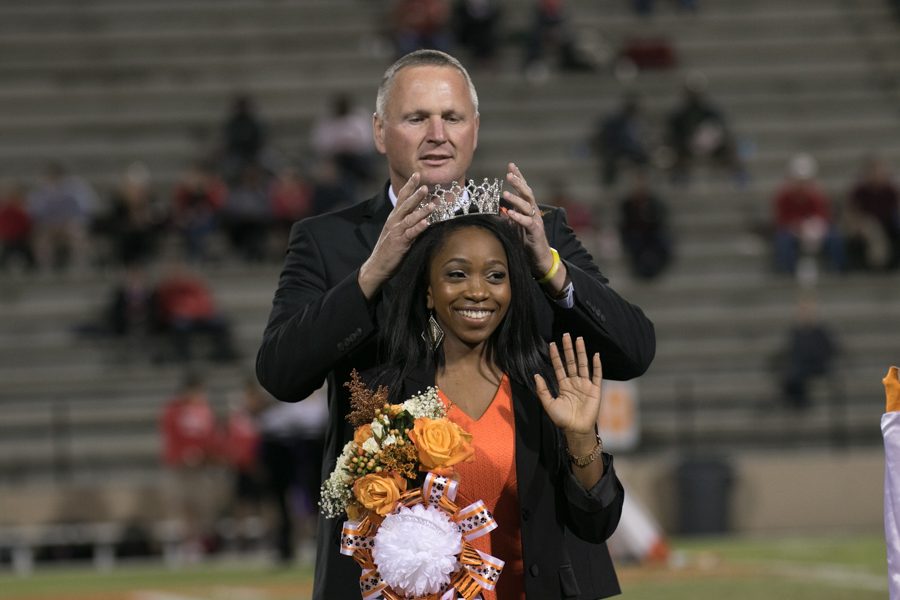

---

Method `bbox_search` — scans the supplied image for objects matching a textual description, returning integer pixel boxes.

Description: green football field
[0,534,888,599]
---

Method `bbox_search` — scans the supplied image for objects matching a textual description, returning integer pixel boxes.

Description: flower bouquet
[320,371,504,600]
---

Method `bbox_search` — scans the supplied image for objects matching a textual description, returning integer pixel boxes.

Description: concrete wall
[619,448,885,535]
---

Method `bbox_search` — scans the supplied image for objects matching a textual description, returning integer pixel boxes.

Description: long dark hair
[379,215,554,401]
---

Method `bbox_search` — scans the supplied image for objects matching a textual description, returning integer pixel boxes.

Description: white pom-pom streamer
[373,504,462,597]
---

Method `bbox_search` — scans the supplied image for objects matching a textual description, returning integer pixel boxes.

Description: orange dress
[438,375,525,600]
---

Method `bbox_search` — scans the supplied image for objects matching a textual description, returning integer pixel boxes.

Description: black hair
[378,215,554,401]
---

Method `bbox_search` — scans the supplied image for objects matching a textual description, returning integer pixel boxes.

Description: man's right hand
[358,173,433,300]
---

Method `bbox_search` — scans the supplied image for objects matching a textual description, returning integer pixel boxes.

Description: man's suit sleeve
[547,207,656,380]
[256,220,376,402]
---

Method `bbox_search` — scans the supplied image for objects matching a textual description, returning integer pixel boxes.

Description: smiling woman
[371,214,624,599]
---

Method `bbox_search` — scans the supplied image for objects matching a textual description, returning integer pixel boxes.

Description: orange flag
[882,366,900,600]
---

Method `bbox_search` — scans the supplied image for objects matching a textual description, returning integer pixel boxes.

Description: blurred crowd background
[0,0,898,578]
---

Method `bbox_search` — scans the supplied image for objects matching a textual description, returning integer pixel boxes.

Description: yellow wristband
[537,247,561,284]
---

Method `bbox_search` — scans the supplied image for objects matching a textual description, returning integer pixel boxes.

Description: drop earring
[422,312,444,351]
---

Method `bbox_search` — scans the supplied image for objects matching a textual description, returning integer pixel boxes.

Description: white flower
[372,420,385,438]
[362,437,379,454]
[382,434,397,447]
[373,504,462,596]
[402,387,445,420]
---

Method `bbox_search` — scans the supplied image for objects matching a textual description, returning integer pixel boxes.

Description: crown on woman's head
[421,178,503,225]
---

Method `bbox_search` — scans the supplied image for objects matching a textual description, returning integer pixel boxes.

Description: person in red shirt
[846,156,900,271]
[222,378,265,497]
[0,182,35,271]
[772,154,845,275]
[160,372,222,558]
[154,262,239,362]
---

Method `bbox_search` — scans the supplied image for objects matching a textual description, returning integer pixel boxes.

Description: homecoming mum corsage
[320,371,505,600]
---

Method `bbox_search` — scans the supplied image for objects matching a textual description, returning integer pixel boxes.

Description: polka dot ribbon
[339,472,505,599]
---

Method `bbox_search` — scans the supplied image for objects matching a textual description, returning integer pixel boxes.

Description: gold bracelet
[537,247,561,284]
[567,433,603,468]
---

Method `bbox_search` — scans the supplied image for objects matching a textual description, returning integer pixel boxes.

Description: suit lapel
[511,378,543,502]
[357,183,392,252]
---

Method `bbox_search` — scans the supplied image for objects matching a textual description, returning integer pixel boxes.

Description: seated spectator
[665,74,745,186]
[619,171,673,279]
[0,181,35,272]
[172,162,227,263]
[546,178,594,235]
[160,371,222,560]
[772,154,845,277]
[592,94,650,187]
[390,0,453,57]
[778,297,839,410]
[452,0,502,69]
[27,162,97,272]
[222,163,272,262]
[523,0,595,81]
[107,265,159,338]
[619,35,678,71]
[269,166,314,246]
[845,156,900,271]
[221,94,268,182]
[310,93,376,190]
[154,262,239,363]
[310,157,356,216]
[102,162,167,267]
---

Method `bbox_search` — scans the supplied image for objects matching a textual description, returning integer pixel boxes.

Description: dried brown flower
[379,443,419,481]
[344,369,390,427]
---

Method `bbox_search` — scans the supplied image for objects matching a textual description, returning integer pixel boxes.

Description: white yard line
[764,561,888,592]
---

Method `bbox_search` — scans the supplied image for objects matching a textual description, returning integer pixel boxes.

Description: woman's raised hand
[534,333,603,437]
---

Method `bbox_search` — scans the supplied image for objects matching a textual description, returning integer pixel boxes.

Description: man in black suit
[257,49,654,599]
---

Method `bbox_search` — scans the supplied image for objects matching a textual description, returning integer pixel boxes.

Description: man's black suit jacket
[256,183,655,598]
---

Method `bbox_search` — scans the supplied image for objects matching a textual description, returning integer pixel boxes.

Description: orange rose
[353,423,373,446]
[352,472,407,516]
[409,417,474,470]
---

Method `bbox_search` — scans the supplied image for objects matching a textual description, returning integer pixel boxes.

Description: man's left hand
[503,163,568,293]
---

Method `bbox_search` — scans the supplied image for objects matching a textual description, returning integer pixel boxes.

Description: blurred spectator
[0,181,35,272]
[160,371,222,560]
[778,297,839,410]
[27,162,97,272]
[310,158,356,216]
[523,0,595,81]
[269,166,314,246]
[255,385,328,564]
[619,171,673,279]
[221,376,267,549]
[665,74,745,186]
[452,0,502,69]
[845,156,900,271]
[222,163,272,262]
[310,93,377,190]
[221,94,268,181]
[546,178,594,235]
[154,262,239,363]
[619,35,678,71]
[106,264,159,339]
[390,0,453,57]
[591,94,651,187]
[102,162,167,267]
[772,154,845,277]
[172,162,227,263]
[632,0,697,16]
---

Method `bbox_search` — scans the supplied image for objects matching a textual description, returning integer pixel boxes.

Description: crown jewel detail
[421,178,503,225]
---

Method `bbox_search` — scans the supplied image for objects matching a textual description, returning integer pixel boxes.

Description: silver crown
[421,178,503,225]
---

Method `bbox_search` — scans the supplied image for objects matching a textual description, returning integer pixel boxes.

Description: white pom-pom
[373,504,462,596]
